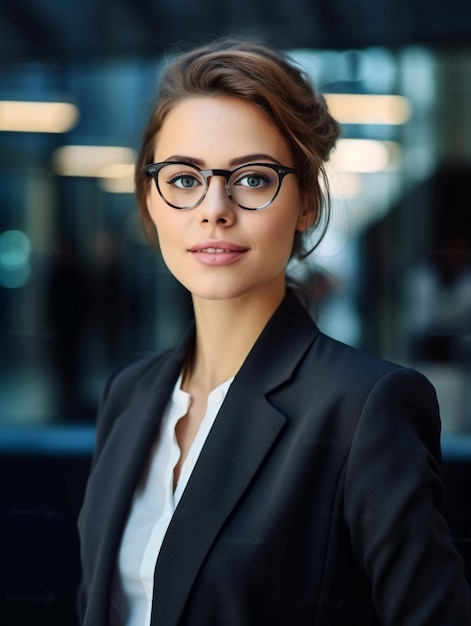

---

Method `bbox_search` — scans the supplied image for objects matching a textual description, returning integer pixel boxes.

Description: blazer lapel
[150,290,319,626]
[80,345,188,622]
[97,325,195,548]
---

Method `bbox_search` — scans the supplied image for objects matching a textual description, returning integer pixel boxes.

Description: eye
[167,173,202,189]
[232,166,278,191]
[235,172,272,189]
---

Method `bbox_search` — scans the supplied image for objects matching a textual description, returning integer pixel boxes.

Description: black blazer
[78,290,471,625]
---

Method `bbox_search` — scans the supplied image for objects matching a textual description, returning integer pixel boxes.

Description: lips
[189,240,248,253]
[199,247,236,253]
[188,240,248,266]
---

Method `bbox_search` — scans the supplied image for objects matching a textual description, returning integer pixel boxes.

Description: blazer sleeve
[344,366,471,625]
[76,367,120,623]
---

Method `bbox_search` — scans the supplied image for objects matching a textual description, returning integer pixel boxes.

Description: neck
[185,283,286,395]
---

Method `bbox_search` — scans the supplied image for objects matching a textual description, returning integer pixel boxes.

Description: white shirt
[110,373,234,626]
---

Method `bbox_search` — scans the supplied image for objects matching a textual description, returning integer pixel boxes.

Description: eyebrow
[230,154,282,167]
[163,154,283,168]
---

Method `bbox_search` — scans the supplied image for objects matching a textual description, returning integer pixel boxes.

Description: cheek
[147,192,170,236]
[146,199,190,271]
[150,213,174,251]
[258,212,299,261]
[146,198,171,252]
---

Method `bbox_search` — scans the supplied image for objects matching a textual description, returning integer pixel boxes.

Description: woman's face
[146,96,311,304]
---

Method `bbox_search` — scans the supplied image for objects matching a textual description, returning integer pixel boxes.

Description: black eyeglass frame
[144,161,297,210]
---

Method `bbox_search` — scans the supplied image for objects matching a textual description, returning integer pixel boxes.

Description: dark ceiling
[1,0,471,64]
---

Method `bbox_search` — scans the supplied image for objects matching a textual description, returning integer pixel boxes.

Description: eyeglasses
[145,161,296,210]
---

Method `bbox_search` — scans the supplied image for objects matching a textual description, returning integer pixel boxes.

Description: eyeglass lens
[156,163,282,210]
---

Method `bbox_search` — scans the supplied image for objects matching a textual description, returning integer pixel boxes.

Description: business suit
[78,289,470,625]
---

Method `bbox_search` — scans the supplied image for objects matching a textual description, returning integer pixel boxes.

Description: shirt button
[212,389,224,403]
[184,456,193,469]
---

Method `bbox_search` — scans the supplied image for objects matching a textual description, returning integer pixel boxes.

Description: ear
[296,200,316,232]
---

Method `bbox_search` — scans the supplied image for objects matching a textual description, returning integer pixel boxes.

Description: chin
[191,286,249,302]
[189,279,286,305]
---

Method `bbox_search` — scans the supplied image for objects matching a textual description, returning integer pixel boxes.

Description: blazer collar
[150,289,319,625]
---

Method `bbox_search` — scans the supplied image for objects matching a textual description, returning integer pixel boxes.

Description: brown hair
[135,38,340,259]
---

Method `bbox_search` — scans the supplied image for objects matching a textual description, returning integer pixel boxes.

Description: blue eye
[235,172,272,189]
[168,174,201,189]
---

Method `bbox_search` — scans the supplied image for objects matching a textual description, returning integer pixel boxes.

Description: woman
[77,40,471,625]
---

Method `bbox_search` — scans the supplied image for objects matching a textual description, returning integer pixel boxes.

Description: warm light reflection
[324,94,411,125]
[100,163,135,193]
[53,145,136,178]
[0,101,79,133]
[330,139,402,173]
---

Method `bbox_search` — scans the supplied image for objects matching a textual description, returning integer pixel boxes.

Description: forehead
[153,96,293,165]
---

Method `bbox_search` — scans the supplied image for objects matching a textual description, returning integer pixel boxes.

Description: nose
[198,175,235,225]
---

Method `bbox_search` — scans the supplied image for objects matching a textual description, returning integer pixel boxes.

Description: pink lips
[188,240,248,266]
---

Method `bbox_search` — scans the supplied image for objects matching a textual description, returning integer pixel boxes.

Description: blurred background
[0,0,470,623]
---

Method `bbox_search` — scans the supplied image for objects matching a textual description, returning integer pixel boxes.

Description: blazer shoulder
[302,330,439,424]
[103,350,173,398]
[93,348,176,456]
[309,330,401,388]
